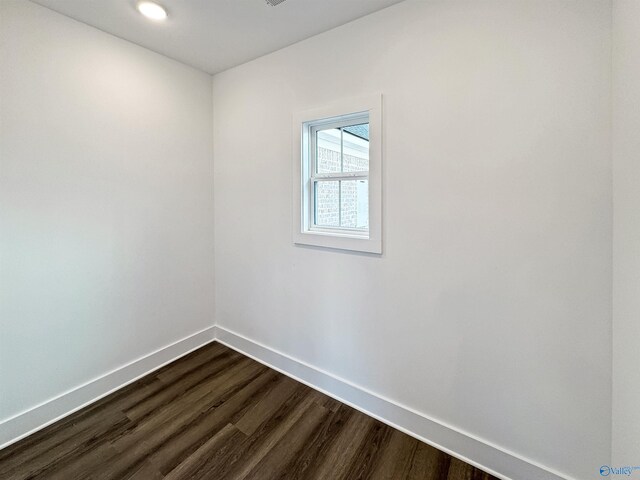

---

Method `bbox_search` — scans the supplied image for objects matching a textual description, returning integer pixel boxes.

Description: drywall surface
[0,1,213,424]
[212,1,612,478]
[612,0,640,466]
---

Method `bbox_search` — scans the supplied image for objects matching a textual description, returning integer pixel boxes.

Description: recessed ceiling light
[137,1,167,21]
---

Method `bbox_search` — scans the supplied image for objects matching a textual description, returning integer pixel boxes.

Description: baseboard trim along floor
[1,324,572,480]
[214,325,572,480]
[0,342,498,479]
[0,326,216,449]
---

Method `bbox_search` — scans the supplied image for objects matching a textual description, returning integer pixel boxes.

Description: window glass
[312,121,370,230]
[316,128,341,174]
[341,124,369,173]
[340,179,369,229]
[314,180,340,227]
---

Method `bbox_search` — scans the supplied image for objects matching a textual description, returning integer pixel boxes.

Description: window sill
[293,230,381,254]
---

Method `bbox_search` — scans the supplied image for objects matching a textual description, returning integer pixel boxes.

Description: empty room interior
[0,0,639,479]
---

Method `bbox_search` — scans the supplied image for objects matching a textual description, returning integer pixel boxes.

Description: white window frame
[292,94,382,254]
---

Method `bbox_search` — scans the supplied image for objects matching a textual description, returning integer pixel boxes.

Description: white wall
[612,0,640,466]
[0,0,214,425]
[213,1,612,479]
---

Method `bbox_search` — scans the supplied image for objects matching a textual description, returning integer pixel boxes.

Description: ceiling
[30,0,405,74]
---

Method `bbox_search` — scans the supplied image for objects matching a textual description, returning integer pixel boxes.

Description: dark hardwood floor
[0,342,498,480]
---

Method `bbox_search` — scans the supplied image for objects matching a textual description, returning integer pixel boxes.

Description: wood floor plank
[0,342,499,480]
[0,410,132,480]
[125,460,165,480]
[233,375,299,436]
[343,420,395,479]
[42,443,122,480]
[241,402,330,480]
[148,368,279,475]
[368,429,420,480]
[106,362,270,478]
[198,382,317,480]
[35,359,265,480]
[163,424,245,480]
[306,388,342,412]
[0,376,160,467]
[303,405,376,480]
[154,342,229,384]
[447,456,476,480]
[123,349,243,421]
[113,357,259,452]
[270,403,355,480]
[407,441,452,480]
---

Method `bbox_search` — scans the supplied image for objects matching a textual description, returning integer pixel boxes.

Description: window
[293,95,382,254]
[312,117,369,232]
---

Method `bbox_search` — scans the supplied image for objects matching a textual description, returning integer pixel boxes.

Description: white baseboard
[0,326,215,449]
[214,325,573,480]
[0,323,573,480]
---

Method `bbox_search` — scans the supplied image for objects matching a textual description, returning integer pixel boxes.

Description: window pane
[316,128,341,174]
[340,179,369,229]
[314,180,339,227]
[341,124,369,173]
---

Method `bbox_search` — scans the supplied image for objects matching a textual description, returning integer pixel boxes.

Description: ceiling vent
[265,0,287,6]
